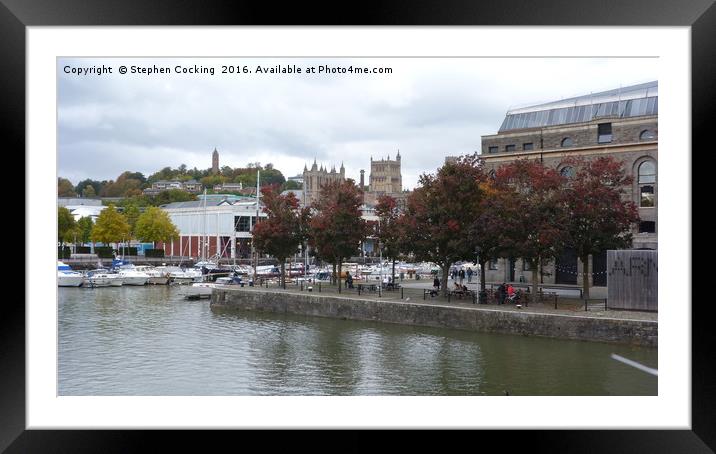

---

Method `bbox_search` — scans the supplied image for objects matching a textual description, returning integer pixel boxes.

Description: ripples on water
[58,286,657,396]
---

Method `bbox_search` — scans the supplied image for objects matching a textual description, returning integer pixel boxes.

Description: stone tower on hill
[212,148,219,174]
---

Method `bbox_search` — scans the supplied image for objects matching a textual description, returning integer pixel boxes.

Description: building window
[639,129,656,140]
[235,216,252,232]
[488,146,498,154]
[505,144,516,152]
[523,142,534,151]
[639,221,656,233]
[561,137,573,147]
[638,161,656,184]
[560,166,575,179]
[637,160,657,208]
[598,123,613,143]
[488,169,496,179]
[489,260,498,270]
[522,260,532,271]
[640,185,655,207]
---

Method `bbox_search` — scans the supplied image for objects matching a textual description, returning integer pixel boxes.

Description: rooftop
[498,81,658,132]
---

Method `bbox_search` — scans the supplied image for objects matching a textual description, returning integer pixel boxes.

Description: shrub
[57,246,71,259]
[145,248,165,258]
[76,246,91,254]
[118,246,138,256]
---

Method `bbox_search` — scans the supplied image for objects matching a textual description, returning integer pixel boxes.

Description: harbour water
[59,286,657,396]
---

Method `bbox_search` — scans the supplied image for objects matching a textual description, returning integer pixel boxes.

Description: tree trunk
[280,260,286,288]
[532,265,539,304]
[392,259,396,283]
[337,261,342,291]
[479,259,487,292]
[581,254,590,300]
[441,262,450,297]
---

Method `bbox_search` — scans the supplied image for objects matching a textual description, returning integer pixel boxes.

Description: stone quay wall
[211,289,657,347]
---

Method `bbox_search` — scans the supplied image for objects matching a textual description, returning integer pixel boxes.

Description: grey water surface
[58,286,657,396]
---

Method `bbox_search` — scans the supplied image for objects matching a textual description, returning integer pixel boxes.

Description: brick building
[479,81,658,287]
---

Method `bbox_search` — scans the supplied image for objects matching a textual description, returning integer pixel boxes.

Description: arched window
[638,161,656,184]
[559,166,575,178]
[638,160,656,207]
[561,137,573,147]
[639,129,656,140]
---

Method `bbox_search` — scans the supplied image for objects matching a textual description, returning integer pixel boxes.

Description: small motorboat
[58,261,84,287]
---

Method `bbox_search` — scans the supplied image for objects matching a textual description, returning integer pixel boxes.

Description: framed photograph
[7,0,711,450]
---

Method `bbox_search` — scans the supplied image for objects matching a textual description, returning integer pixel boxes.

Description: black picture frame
[4,0,710,451]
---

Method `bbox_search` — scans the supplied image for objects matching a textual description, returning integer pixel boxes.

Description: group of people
[450,267,475,285]
[495,282,519,305]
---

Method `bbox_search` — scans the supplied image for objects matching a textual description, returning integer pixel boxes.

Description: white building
[156,199,267,260]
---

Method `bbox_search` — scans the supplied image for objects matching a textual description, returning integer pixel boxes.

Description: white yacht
[116,266,150,286]
[132,265,171,285]
[58,261,84,287]
[157,266,203,284]
[82,269,113,288]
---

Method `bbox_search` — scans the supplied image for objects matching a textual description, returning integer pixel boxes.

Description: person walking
[459,268,465,286]
[345,271,354,289]
[467,267,473,283]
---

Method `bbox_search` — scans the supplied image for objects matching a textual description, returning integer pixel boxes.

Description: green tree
[77,216,94,244]
[75,178,102,196]
[124,204,141,238]
[58,207,77,247]
[134,207,180,246]
[90,204,131,250]
[82,185,96,197]
[58,178,76,197]
[282,180,302,191]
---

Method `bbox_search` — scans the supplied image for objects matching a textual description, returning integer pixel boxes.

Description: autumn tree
[90,204,131,251]
[58,178,76,197]
[375,195,405,283]
[493,159,568,300]
[252,187,311,287]
[58,207,77,248]
[400,154,487,296]
[309,179,367,290]
[560,157,640,298]
[134,206,180,248]
[469,178,509,293]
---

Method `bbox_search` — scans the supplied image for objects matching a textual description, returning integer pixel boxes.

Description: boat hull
[58,275,84,287]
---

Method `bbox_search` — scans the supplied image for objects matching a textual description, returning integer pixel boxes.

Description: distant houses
[142,179,203,196]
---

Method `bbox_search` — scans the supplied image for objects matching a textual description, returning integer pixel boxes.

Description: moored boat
[58,261,84,287]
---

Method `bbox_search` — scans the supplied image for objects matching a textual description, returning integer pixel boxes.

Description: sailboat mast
[253,169,260,281]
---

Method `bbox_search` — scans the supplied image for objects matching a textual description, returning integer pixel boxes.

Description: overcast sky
[58,57,657,190]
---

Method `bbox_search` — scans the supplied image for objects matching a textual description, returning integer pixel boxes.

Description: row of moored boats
[57,261,206,288]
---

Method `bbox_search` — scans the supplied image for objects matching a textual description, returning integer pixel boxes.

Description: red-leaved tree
[309,179,367,290]
[252,186,311,287]
[560,156,640,298]
[375,195,405,283]
[400,154,487,296]
[493,159,568,300]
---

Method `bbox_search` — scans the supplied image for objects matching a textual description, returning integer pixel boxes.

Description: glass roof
[498,81,658,132]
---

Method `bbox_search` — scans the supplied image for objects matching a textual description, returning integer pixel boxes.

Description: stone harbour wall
[211,289,657,347]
